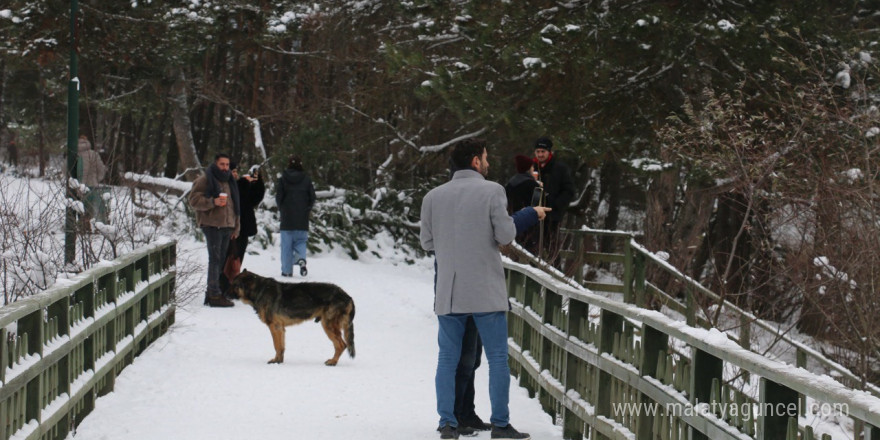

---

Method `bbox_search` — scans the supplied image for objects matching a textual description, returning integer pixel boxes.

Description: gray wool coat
[420,169,516,315]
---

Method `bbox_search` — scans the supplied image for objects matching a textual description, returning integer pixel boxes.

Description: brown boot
[206,295,234,308]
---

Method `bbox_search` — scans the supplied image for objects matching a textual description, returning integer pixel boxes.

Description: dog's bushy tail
[346,300,356,358]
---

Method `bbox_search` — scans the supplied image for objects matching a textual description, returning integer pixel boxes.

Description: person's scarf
[204,163,240,216]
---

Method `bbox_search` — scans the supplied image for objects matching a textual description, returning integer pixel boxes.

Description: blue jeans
[202,226,232,297]
[433,260,483,422]
[437,312,510,428]
[280,230,308,274]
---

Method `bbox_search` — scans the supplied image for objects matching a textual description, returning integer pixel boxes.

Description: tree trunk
[0,57,5,158]
[645,167,715,303]
[599,158,622,253]
[168,68,201,179]
[149,102,171,175]
[38,74,47,177]
[708,192,750,307]
[164,130,180,179]
[798,177,837,337]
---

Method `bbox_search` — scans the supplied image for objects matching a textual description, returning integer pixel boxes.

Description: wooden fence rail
[0,241,176,440]
[555,228,880,399]
[506,239,880,439]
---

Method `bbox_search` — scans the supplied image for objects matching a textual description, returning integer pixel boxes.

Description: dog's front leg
[268,322,285,364]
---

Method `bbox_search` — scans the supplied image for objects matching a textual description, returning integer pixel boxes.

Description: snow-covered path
[69,240,563,440]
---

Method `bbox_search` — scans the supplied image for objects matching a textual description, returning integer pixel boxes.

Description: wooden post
[690,348,722,440]
[19,310,44,358]
[637,325,669,439]
[563,298,587,440]
[26,376,41,427]
[739,313,750,350]
[0,327,6,383]
[574,234,585,285]
[633,252,647,308]
[795,347,808,417]
[623,239,633,304]
[685,286,696,327]
[47,295,70,340]
[758,378,799,440]
[593,309,623,440]
[0,397,6,440]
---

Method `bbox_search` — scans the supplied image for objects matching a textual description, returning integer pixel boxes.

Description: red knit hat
[514,155,533,174]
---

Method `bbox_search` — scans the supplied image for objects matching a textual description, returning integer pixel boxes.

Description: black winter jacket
[505,173,540,214]
[237,176,266,237]
[536,156,575,223]
[276,169,316,231]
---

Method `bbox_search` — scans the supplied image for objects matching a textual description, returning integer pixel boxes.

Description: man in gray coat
[420,138,547,440]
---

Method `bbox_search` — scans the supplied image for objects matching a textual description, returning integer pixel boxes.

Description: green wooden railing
[505,229,880,440]
[554,228,880,398]
[0,241,176,440]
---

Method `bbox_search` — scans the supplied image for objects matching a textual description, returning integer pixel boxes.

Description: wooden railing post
[685,285,696,327]
[796,348,807,417]
[19,309,44,359]
[633,251,647,308]
[0,327,6,384]
[47,295,70,341]
[739,313,751,350]
[638,325,668,439]
[592,310,623,440]
[690,348,723,440]
[758,378,799,440]
[0,395,6,440]
[573,234,585,285]
[623,239,633,304]
[564,299,589,440]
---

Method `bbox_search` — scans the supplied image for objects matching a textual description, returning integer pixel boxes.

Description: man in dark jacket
[532,136,575,262]
[276,155,316,277]
[188,153,240,308]
[220,162,266,297]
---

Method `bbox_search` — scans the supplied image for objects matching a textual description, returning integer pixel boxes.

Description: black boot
[206,295,234,308]
[459,414,491,431]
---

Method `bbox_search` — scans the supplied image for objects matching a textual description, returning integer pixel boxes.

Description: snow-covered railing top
[503,258,880,440]
[0,240,176,440]
[555,227,880,400]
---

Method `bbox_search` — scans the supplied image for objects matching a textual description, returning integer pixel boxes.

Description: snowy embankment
[67,238,563,440]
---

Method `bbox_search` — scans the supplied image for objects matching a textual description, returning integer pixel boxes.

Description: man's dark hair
[214,153,230,162]
[450,138,487,171]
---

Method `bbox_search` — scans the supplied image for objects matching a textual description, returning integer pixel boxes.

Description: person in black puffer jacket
[505,154,542,249]
[220,162,266,297]
[276,155,316,277]
[505,154,541,214]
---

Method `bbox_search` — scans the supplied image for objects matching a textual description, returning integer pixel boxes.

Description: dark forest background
[2,1,879,382]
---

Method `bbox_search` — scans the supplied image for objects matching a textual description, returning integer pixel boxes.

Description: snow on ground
[68,238,563,440]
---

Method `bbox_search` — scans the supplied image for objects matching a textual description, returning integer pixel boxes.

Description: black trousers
[219,234,251,295]
[454,316,483,421]
[203,226,233,297]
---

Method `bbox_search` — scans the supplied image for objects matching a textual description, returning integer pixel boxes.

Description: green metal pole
[65,0,79,264]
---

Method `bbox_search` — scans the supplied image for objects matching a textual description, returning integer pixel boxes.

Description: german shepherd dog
[229,270,355,366]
